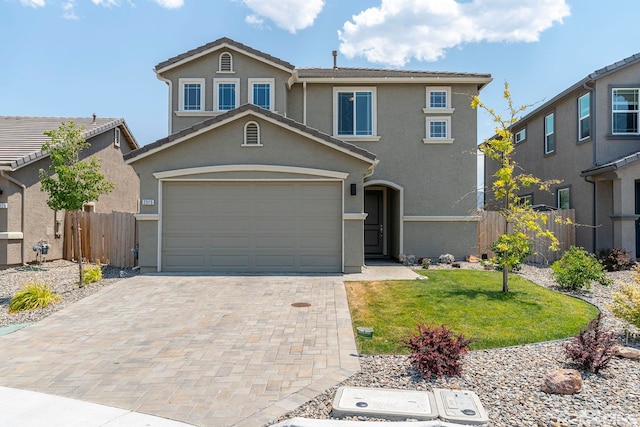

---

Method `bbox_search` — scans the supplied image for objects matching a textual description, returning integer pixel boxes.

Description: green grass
[346,270,599,354]
[9,282,61,313]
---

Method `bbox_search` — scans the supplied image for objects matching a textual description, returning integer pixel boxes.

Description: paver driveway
[0,274,360,427]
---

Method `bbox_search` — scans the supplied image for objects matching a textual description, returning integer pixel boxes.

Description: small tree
[473,84,565,292]
[39,121,114,286]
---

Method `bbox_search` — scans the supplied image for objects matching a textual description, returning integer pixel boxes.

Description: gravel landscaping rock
[270,263,640,427]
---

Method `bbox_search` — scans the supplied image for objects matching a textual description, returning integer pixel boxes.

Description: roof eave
[294,76,493,86]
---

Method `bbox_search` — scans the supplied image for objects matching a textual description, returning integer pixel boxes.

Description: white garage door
[161,181,342,272]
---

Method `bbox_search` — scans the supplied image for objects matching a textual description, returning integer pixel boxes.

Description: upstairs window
[544,112,555,154]
[243,121,261,146]
[557,187,570,210]
[214,78,239,111]
[219,52,233,72]
[578,93,591,141]
[334,87,376,137]
[517,194,533,206]
[612,88,639,134]
[424,87,454,113]
[249,78,274,110]
[179,78,205,111]
[514,128,526,144]
[424,117,454,144]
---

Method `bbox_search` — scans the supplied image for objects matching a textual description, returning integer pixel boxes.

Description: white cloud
[240,0,325,33]
[245,14,267,29]
[153,0,183,8]
[19,0,45,7]
[339,0,571,66]
[62,0,78,18]
[91,0,120,6]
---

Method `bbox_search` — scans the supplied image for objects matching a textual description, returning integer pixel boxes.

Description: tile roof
[0,116,138,170]
[155,37,295,73]
[124,104,377,163]
[297,67,491,80]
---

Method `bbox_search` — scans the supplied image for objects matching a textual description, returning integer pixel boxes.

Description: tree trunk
[502,254,509,293]
[75,210,84,287]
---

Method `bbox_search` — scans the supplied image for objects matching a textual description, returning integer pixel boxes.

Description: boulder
[615,346,640,360]
[541,369,582,395]
[399,254,416,266]
[439,254,455,264]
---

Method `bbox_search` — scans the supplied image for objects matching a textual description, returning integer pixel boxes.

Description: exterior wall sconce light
[350,183,357,196]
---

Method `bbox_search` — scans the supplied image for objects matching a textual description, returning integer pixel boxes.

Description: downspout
[583,82,596,252]
[1,171,27,265]
[156,74,173,135]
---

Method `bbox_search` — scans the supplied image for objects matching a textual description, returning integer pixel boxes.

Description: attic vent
[219,52,233,72]
[243,121,261,146]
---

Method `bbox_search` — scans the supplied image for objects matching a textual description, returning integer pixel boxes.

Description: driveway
[0,274,362,427]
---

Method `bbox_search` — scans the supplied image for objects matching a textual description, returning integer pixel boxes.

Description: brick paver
[0,274,360,427]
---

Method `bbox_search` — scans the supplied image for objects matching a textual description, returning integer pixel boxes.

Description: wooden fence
[64,211,137,268]
[477,209,575,264]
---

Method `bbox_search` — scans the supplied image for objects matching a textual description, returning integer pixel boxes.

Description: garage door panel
[162,181,342,272]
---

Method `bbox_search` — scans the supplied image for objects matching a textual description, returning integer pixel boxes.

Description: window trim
[611,87,640,135]
[178,78,205,112]
[557,187,571,210]
[242,121,262,147]
[218,52,234,73]
[544,112,555,155]
[248,78,275,111]
[332,86,378,140]
[423,86,454,114]
[578,93,591,142]
[514,128,527,144]
[213,78,240,112]
[423,116,454,144]
[517,193,533,206]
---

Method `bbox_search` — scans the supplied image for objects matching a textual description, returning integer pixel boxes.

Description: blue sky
[1,0,640,147]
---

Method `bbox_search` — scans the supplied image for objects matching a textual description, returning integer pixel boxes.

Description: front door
[364,190,384,255]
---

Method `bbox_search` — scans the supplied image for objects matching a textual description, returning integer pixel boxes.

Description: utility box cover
[331,386,438,421]
[432,388,489,425]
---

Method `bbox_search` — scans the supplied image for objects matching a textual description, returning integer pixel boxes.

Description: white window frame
[114,127,121,148]
[332,87,379,141]
[557,187,570,210]
[214,78,240,112]
[544,112,555,154]
[423,86,454,114]
[248,78,275,111]
[242,121,262,147]
[517,194,533,206]
[178,78,205,112]
[578,93,591,141]
[612,88,640,135]
[423,117,454,144]
[514,128,526,144]
[218,52,234,73]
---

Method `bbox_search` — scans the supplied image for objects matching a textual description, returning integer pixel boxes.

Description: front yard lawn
[346,270,599,354]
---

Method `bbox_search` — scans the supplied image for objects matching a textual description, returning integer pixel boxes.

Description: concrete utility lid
[432,388,489,425]
[332,386,438,421]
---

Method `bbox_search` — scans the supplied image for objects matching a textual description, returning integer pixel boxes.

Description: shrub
[490,232,532,272]
[563,313,620,373]
[608,278,640,329]
[551,246,612,290]
[598,248,635,272]
[82,264,103,285]
[401,322,475,378]
[9,282,61,313]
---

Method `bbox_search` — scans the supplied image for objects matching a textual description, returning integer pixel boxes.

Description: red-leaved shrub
[401,322,475,378]
[563,313,620,373]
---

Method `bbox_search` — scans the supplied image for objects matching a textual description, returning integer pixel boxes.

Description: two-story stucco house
[0,116,140,267]
[125,37,492,273]
[484,53,640,258]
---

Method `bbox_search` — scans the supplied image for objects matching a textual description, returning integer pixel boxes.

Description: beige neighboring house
[125,37,492,273]
[484,52,640,258]
[0,116,140,267]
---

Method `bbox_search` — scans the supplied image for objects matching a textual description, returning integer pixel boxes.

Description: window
[218,52,233,72]
[214,78,239,111]
[578,93,591,141]
[424,87,454,113]
[114,127,121,148]
[333,87,377,138]
[243,121,261,146]
[544,113,555,154]
[424,117,454,144]
[514,128,526,144]
[612,88,639,134]
[248,78,274,111]
[179,78,205,111]
[557,187,570,210]
[517,194,532,206]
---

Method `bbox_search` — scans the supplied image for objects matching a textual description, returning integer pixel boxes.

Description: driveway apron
[0,274,360,427]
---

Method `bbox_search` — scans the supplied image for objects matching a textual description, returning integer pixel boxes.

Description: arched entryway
[363,180,403,259]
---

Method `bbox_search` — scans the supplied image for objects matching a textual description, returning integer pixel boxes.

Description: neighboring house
[125,37,492,273]
[484,53,640,258]
[0,116,140,267]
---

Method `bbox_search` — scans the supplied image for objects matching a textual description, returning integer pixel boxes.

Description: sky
[1,0,640,150]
